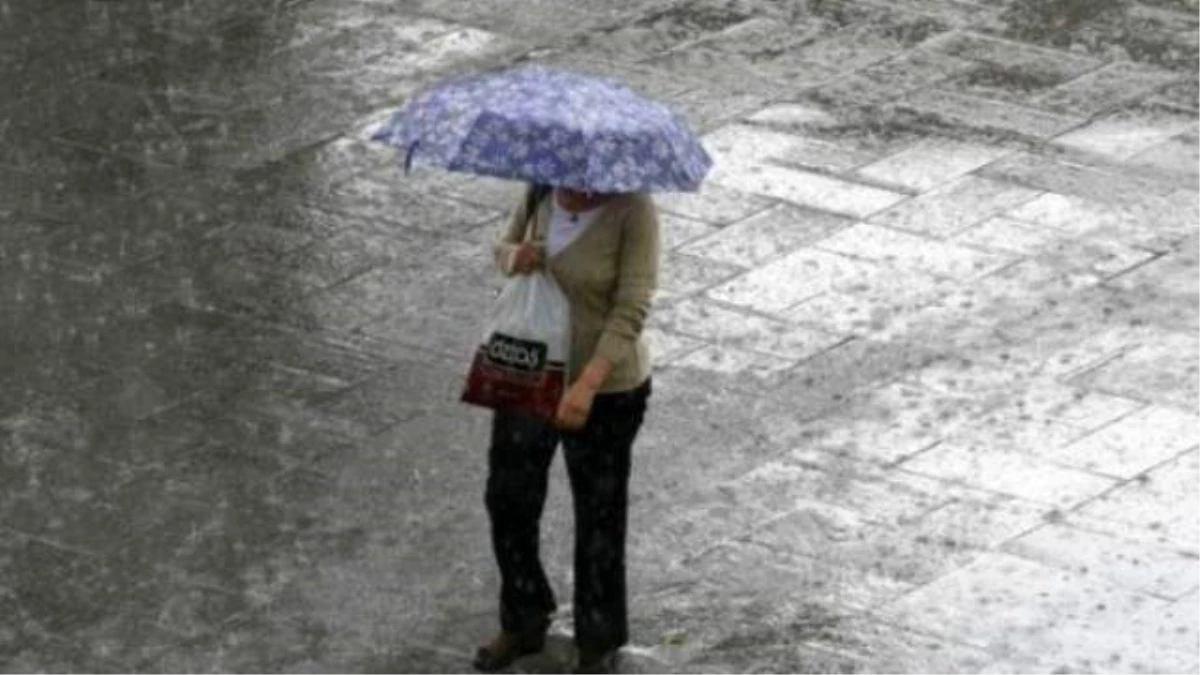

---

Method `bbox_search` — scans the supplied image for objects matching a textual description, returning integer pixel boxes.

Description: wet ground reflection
[0,2,371,670]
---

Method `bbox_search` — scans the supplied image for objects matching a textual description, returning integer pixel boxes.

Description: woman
[474,183,660,674]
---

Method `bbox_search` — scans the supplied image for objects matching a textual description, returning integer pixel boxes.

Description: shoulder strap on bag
[523,183,552,242]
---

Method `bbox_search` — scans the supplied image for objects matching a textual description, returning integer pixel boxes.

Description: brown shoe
[473,629,547,672]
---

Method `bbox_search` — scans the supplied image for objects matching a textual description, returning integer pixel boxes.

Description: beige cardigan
[494,187,660,394]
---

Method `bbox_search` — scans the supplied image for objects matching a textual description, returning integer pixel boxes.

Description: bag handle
[523,183,552,243]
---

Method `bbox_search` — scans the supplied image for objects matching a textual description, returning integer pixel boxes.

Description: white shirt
[546,201,601,257]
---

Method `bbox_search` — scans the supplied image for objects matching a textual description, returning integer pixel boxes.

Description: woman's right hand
[510,243,543,275]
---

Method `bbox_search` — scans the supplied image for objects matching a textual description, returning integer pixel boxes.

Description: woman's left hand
[555,381,597,431]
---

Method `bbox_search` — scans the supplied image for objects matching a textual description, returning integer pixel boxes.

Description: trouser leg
[485,411,560,633]
[562,381,650,654]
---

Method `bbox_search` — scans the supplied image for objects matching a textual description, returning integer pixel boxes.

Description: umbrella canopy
[370,65,712,193]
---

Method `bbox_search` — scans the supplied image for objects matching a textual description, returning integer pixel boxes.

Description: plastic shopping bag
[461,271,570,421]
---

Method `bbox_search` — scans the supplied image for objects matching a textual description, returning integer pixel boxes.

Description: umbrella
[369,64,712,193]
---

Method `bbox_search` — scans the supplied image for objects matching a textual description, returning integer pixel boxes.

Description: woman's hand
[556,357,612,431]
[510,243,543,275]
[555,380,597,431]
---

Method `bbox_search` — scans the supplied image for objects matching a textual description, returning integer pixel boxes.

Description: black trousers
[485,379,651,654]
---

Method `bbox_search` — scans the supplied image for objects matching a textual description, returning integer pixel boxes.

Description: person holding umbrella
[372,65,712,674]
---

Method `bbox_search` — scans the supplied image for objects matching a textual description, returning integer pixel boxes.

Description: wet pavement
[1,0,1197,672]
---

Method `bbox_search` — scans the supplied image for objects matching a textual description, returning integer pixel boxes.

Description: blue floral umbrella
[370,65,712,193]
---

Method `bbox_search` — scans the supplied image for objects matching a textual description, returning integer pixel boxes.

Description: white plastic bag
[461,271,570,420]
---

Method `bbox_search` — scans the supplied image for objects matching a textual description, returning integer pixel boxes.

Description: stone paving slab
[897,87,1087,138]
[1070,329,1199,407]
[653,297,845,361]
[658,213,721,252]
[901,441,1117,508]
[1070,473,1198,552]
[1036,60,1187,117]
[952,215,1064,254]
[658,252,748,299]
[1130,130,1200,177]
[678,203,853,267]
[980,150,1183,204]
[1004,521,1199,598]
[877,552,1181,670]
[1053,107,1197,159]
[853,137,1013,191]
[709,161,910,218]
[870,174,1043,237]
[1153,75,1200,112]
[815,222,1013,280]
[706,246,884,313]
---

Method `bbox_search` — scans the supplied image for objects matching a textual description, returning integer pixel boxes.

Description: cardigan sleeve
[593,194,660,366]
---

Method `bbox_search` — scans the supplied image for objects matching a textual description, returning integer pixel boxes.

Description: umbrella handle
[404,141,420,175]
